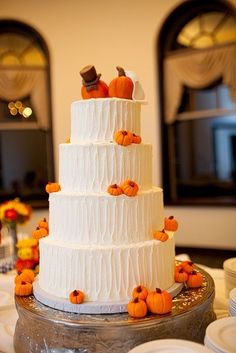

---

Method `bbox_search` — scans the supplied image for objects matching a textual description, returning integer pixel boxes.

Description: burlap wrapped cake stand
[14,266,216,353]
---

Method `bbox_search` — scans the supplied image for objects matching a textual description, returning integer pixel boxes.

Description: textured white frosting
[59,143,152,193]
[38,97,176,305]
[39,235,175,302]
[71,98,141,143]
[48,188,163,245]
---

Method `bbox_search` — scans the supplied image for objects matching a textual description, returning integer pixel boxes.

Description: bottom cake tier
[39,235,175,302]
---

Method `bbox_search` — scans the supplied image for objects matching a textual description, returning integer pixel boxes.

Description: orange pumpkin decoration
[45,182,61,193]
[132,285,148,301]
[69,289,85,304]
[81,80,108,99]
[146,288,173,315]
[164,216,178,231]
[107,184,123,196]
[109,66,134,100]
[80,65,108,99]
[174,268,188,283]
[38,217,48,230]
[121,179,139,197]
[181,261,194,274]
[15,269,35,284]
[132,133,142,144]
[187,271,203,288]
[128,297,148,318]
[15,281,33,296]
[114,130,133,146]
[32,227,48,240]
[153,229,169,242]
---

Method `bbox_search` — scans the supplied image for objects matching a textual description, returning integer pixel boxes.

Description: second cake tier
[59,143,152,193]
[49,187,164,245]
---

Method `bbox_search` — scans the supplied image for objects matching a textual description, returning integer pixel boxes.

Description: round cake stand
[14,267,216,353]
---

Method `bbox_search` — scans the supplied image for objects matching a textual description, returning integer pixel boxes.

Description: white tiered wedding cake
[37,67,176,310]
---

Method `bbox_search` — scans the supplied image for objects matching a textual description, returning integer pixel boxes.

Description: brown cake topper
[80,65,109,99]
[80,65,102,91]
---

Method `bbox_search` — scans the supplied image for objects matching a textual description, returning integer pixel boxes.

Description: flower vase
[9,223,18,261]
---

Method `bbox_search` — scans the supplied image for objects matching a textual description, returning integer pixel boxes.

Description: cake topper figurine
[80,65,109,99]
[108,66,134,100]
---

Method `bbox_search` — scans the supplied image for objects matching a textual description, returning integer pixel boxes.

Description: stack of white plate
[128,339,214,353]
[223,258,236,297]
[229,288,236,316]
[204,317,236,353]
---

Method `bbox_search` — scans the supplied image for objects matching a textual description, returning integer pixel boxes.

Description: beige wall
[1,0,236,249]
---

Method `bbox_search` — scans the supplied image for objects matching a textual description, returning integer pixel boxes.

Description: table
[0,256,230,353]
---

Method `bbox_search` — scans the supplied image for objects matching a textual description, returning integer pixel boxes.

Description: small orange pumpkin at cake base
[146,288,172,315]
[181,261,195,274]
[45,182,61,193]
[164,215,178,231]
[132,285,148,301]
[153,229,169,242]
[128,297,148,318]
[15,269,35,284]
[15,281,33,296]
[32,226,48,240]
[121,179,139,197]
[69,289,85,304]
[132,133,142,144]
[174,268,189,283]
[187,271,203,288]
[107,184,124,196]
[114,130,133,146]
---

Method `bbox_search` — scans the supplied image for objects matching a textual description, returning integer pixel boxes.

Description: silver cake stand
[14,266,216,353]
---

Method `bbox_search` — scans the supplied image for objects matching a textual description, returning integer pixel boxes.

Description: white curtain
[164,43,236,124]
[0,68,49,130]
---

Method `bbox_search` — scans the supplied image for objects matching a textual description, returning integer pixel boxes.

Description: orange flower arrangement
[0,199,31,226]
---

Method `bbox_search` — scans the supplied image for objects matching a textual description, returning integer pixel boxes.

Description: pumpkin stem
[116,66,126,77]
[43,217,46,222]
[161,229,166,233]
[122,131,128,136]
[156,288,162,293]
[136,285,142,293]
[191,270,197,275]
[133,297,139,303]
[111,184,118,189]
[36,227,40,230]
[179,268,184,273]
[22,281,26,285]
[169,215,174,219]
[73,290,78,296]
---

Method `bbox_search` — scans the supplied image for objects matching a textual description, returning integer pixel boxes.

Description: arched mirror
[158,0,236,206]
[0,20,54,207]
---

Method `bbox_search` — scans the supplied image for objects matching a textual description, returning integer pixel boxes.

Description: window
[158,0,236,206]
[0,20,54,207]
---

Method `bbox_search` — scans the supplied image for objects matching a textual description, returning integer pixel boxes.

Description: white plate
[230,288,236,300]
[128,339,214,353]
[205,317,236,353]
[204,337,222,353]
[224,258,236,273]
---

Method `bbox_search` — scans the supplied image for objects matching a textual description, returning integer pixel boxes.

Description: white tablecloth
[0,256,230,353]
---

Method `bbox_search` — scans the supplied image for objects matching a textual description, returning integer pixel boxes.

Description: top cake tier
[71,98,141,143]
